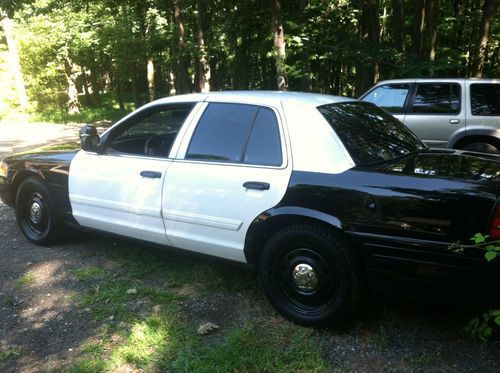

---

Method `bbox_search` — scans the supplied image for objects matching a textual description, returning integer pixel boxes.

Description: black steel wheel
[15,176,63,245]
[259,224,361,326]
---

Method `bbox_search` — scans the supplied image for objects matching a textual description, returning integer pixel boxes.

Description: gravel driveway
[1,122,499,372]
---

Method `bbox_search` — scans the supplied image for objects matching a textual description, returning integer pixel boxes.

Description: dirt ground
[1,122,499,372]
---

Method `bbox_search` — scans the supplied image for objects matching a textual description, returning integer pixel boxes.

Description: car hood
[373,149,500,187]
[2,141,80,165]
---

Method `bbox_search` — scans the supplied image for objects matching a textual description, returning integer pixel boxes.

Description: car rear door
[69,102,201,245]
[161,101,292,262]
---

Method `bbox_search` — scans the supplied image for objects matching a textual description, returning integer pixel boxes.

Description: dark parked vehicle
[1,91,499,326]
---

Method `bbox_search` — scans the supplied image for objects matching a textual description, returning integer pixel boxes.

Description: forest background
[0,0,498,123]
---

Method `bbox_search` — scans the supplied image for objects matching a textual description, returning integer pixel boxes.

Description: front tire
[259,224,361,327]
[15,176,63,245]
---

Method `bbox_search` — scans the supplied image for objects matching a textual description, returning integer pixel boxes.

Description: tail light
[489,203,500,239]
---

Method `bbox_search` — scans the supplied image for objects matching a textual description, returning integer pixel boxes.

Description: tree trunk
[147,58,155,101]
[412,0,426,59]
[63,58,80,114]
[426,0,439,62]
[391,0,405,52]
[173,2,191,94]
[472,0,494,78]
[196,0,210,92]
[271,0,287,91]
[1,11,28,109]
[358,0,379,94]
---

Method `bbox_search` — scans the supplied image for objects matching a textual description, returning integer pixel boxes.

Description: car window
[410,83,460,114]
[107,104,194,157]
[318,101,426,165]
[186,103,282,166]
[471,83,500,116]
[244,107,282,166]
[361,84,410,114]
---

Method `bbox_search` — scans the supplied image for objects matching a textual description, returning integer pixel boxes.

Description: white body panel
[69,152,171,245]
[161,161,291,262]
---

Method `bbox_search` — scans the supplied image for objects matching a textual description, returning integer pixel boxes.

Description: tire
[259,224,361,327]
[462,142,500,155]
[15,176,64,245]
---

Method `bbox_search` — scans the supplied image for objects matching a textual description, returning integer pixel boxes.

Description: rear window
[318,102,426,165]
[471,83,500,116]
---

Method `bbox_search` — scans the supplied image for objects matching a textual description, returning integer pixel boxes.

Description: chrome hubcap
[29,201,42,224]
[292,263,318,291]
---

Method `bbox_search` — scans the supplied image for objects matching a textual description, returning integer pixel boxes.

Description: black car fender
[243,205,345,268]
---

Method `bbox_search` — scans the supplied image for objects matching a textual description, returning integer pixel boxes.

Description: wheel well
[244,215,353,269]
[453,135,500,150]
[11,171,44,206]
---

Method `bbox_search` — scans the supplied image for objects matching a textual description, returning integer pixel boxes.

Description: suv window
[471,83,500,116]
[362,83,410,114]
[410,83,460,114]
[186,103,282,166]
[107,104,194,157]
[318,102,425,165]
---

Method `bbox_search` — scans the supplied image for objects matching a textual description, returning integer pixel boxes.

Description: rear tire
[15,176,64,245]
[462,142,500,155]
[259,224,361,327]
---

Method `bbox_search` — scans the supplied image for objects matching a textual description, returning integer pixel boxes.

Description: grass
[15,273,36,288]
[0,347,25,363]
[64,244,332,373]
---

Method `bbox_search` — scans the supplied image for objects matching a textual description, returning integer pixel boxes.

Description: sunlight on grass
[15,273,36,288]
[71,266,109,281]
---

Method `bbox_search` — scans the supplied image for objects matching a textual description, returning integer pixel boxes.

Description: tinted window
[107,104,194,157]
[471,84,500,116]
[187,103,282,166]
[187,103,258,162]
[318,102,426,165]
[362,84,410,114]
[411,83,460,114]
[244,108,282,166]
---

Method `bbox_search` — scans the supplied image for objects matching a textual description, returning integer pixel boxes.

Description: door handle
[243,181,270,190]
[450,119,460,124]
[140,170,162,178]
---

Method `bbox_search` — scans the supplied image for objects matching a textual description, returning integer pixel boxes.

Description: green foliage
[1,0,498,123]
[464,309,500,341]
[0,347,25,363]
[453,233,500,340]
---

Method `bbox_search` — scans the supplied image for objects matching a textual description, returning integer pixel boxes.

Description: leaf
[126,288,137,294]
[197,322,219,335]
[485,251,497,262]
[495,316,500,326]
[471,233,488,244]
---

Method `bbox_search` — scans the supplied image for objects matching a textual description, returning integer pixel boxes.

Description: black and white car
[1,91,500,326]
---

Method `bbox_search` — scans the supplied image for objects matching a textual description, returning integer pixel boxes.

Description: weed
[15,273,36,288]
[0,347,25,363]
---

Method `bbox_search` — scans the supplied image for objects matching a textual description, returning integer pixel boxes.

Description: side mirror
[79,125,100,152]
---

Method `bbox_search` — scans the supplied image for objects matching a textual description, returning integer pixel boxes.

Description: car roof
[372,78,500,85]
[148,90,355,108]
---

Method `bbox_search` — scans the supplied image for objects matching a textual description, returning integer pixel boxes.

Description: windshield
[318,101,426,165]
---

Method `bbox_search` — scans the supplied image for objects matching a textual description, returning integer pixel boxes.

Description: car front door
[360,82,412,123]
[403,81,466,148]
[69,102,199,245]
[161,101,292,262]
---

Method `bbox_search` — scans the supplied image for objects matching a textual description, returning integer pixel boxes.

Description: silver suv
[360,78,500,154]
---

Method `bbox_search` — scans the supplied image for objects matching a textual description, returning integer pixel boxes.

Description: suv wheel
[259,224,361,327]
[462,142,500,155]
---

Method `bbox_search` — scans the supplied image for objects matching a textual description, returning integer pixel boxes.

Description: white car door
[162,102,292,262]
[69,102,199,245]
